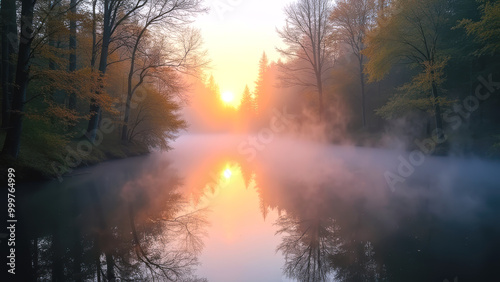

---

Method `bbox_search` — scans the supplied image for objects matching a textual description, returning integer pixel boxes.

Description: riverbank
[0,131,149,183]
[347,127,500,158]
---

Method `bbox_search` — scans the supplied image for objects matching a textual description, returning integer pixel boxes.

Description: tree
[1,0,98,159]
[277,0,336,118]
[276,214,339,282]
[86,0,148,143]
[239,84,253,120]
[1,0,36,158]
[460,0,500,55]
[330,0,376,128]
[1,0,17,128]
[254,51,269,115]
[126,79,187,150]
[121,0,205,142]
[67,0,77,110]
[364,0,451,133]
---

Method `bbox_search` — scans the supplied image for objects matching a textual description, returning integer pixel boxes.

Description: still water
[6,134,500,281]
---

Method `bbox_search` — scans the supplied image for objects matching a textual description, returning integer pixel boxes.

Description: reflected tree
[21,160,208,281]
[330,240,386,281]
[276,213,340,282]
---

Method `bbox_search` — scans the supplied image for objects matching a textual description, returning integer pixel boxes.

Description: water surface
[7,134,500,281]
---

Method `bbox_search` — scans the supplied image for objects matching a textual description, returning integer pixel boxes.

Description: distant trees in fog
[248,0,499,154]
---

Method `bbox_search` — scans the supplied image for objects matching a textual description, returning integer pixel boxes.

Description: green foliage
[376,58,452,118]
[459,0,500,55]
[364,0,450,81]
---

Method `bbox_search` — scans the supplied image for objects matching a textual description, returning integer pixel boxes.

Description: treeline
[240,0,500,155]
[0,0,207,178]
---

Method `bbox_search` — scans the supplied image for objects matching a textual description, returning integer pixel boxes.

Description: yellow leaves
[362,13,402,82]
[90,90,120,115]
[363,0,448,82]
[376,57,451,119]
[459,0,500,55]
[376,95,453,119]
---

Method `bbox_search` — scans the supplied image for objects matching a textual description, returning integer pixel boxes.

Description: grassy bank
[0,128,150,183]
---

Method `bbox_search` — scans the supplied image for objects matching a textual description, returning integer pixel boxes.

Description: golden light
[221,91,235,104]
[223,168,232,179]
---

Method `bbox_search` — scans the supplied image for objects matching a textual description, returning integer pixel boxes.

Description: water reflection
[16,158,207,281]
[276,213,339,281]
[248,145,500,282]
[11,134,500,281]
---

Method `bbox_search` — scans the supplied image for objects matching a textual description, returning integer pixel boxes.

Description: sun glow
[221,91,235,104]
[223,168,232,179]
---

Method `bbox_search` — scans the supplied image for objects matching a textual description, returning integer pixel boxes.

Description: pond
[6,134,500,281]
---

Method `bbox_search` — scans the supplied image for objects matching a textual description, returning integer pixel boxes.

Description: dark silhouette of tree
[18,159,207,281]
[0,0,17,128]
[1,0,36,158]
[67,0,77,110]
[276,214,339,282]
[85,0,148,143]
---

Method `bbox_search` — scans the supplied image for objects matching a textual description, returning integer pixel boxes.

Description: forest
[1,0,499,181]
[2,0,500,281]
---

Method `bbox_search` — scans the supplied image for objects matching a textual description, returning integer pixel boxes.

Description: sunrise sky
[193,0,295,104]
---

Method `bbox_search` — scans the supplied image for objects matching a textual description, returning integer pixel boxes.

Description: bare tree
[330,0,376,128]
[85,0,148,143]
[121,0,206,142]
[276,0,336,119]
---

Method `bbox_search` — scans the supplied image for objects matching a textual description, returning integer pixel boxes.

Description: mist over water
[162,133,500,281]
[11,133,500,281]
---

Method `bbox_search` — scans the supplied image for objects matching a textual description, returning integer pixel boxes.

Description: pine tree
[240,84,254,119]
[254,52,269,115]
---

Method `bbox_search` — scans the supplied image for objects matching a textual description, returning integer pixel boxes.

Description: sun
[223,168,232,179]
[221,91,235,104]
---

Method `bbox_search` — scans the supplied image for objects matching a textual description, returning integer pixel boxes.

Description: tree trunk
[105,253,115,280]
[68,0,77,110]
[121,43,139,142]
[317,74,324,120]
[1,0,17,129]
[71,189,83,281]
[89,186,115,281]
[51,229,64,281]
[360,59,367,128]
[1,0,34,158]
[121,93,132,141]
[122,25,148,142]
[431,80,443,131]
[86,0,111,143]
